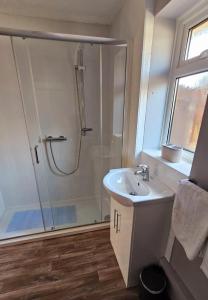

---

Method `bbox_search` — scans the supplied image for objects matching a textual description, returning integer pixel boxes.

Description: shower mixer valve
[45,136,67,142]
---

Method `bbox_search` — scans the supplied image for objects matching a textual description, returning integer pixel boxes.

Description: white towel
[172,179,208,261]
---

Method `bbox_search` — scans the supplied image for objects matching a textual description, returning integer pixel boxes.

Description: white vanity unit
[103,168,174,287]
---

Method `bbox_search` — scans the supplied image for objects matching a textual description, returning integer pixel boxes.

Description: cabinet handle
[114,209,117,228]
[116,213,121,233]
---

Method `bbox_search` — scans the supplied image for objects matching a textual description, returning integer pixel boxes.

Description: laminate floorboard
[0,229,139,300]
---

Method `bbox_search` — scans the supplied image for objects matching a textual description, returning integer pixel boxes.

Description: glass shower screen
[0,36,127,239]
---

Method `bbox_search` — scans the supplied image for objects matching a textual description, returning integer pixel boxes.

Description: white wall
[0,12,110,37]
[143,17,176,150]
[110,0,155,166]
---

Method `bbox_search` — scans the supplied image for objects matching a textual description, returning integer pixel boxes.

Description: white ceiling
[0,0,125,25]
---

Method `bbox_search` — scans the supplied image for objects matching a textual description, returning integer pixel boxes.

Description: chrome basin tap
[134,164,150,181]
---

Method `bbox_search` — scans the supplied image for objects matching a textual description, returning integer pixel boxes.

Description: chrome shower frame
[0,27,127,46]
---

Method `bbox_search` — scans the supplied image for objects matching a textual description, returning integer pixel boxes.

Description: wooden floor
[0,229,139,300]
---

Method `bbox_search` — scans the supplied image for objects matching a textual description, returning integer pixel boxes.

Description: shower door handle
[81,128,93,136]
[34,145,40,164]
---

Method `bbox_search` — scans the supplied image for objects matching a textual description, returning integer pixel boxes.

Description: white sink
[103,168,174,206]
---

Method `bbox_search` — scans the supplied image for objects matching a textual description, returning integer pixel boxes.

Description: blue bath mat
[7,206,77,232]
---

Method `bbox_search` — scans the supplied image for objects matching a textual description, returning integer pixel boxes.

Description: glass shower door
[13,38,103,230]
[0,35,45,239]
[12,37,127,232]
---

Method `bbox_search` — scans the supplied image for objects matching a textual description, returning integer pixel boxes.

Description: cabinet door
[110,197,134,286]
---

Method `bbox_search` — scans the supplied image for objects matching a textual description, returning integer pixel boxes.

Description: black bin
[139,265,167,300]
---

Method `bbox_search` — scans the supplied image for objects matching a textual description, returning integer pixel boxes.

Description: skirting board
[160,257,196,300]
[0,223,110,247]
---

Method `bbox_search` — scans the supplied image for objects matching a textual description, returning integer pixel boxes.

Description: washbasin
[103,168,174,206]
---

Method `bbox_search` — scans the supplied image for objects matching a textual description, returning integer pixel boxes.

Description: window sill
[143,149,192,177]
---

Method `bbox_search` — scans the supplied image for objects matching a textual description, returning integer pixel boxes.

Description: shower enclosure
[0,33,127,240]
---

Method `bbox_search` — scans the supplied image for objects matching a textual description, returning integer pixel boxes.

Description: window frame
[162,4,208,158]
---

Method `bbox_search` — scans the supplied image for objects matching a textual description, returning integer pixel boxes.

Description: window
[165,8,208,154]
[186,18,208,60]
[169,72,208,152]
